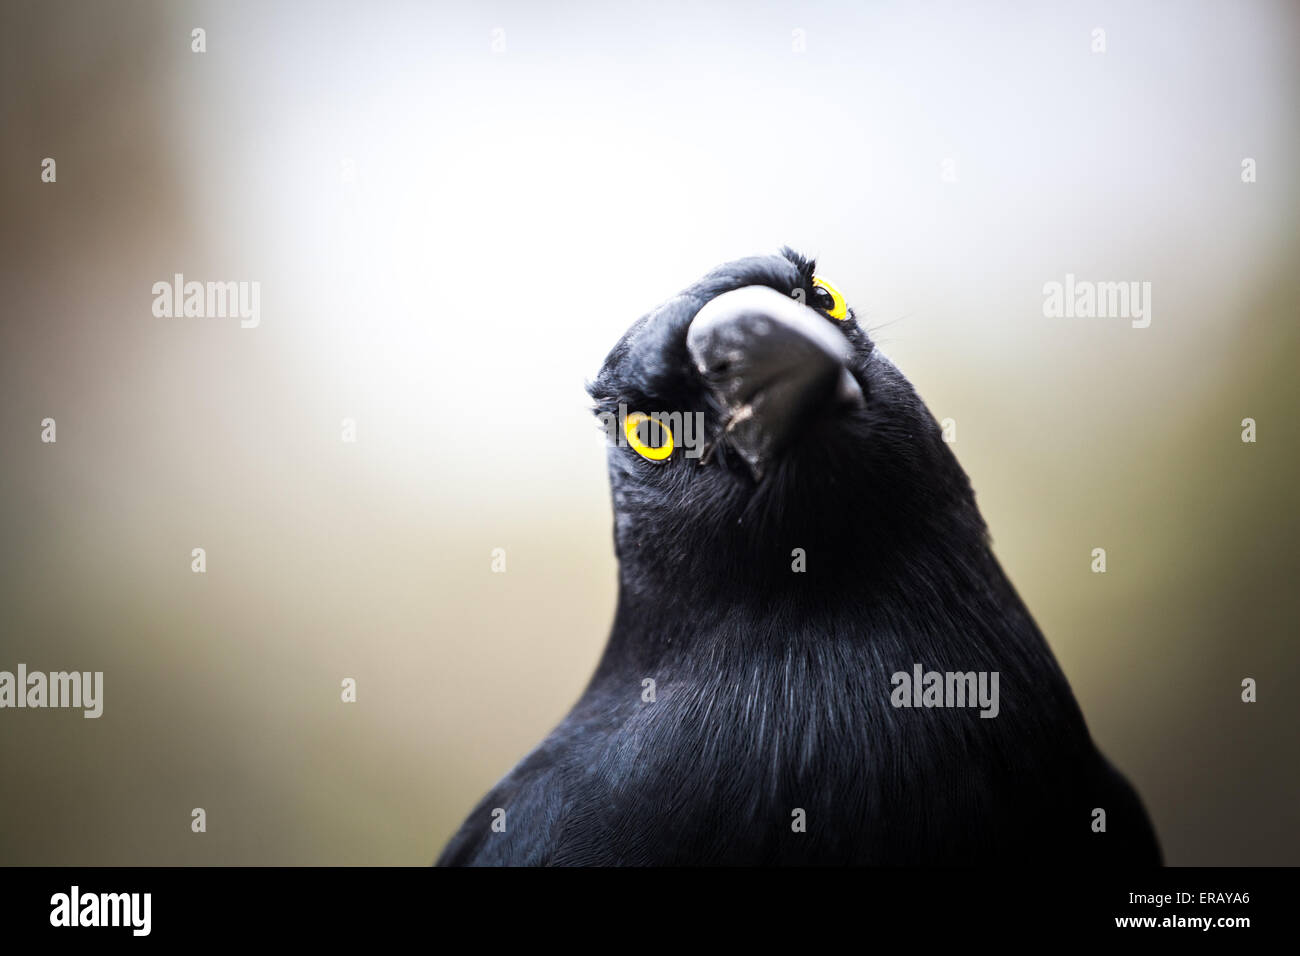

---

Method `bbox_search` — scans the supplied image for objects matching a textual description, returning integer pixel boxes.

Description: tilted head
[589,249,987,600]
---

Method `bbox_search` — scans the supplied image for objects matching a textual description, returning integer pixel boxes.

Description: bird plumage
[437,249,1161,866]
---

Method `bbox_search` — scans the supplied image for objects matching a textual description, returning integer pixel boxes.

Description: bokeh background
[1,0,1297,865]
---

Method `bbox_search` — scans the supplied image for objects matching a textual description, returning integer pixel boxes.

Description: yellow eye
[624,412,674,462]
[811,276,848,320]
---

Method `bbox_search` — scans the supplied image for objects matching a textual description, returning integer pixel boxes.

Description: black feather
[438,250,1161,866]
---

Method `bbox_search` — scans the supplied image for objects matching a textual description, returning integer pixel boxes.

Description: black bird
[438,249,1161,866]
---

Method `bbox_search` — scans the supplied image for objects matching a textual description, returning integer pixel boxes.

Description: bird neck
[599,523,1033,675]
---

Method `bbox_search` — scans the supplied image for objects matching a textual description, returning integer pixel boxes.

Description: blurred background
[1,0,1297,865]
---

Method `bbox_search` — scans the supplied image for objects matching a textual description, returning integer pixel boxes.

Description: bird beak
[686,285,863,478]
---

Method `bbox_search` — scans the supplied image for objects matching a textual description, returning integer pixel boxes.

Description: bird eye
[811,276,848,320]
[624,412,674,462]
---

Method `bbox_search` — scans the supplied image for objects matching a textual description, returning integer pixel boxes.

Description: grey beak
[686,285,862,477]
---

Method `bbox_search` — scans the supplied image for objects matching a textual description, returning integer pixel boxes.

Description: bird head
[588,248,983,598]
